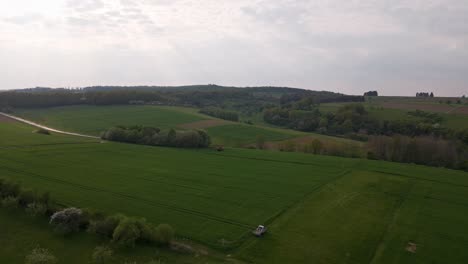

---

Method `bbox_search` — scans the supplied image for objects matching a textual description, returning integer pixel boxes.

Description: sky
[0,0,467,96]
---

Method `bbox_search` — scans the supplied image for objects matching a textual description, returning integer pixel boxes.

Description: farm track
[0,164,255,229]
[368,180,415,264]
[0,112,99,139]
[371,170,468,188]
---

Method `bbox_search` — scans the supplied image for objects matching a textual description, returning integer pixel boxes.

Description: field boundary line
[204,152,330,166]
[0,112,99,139]
[371,170,468,188]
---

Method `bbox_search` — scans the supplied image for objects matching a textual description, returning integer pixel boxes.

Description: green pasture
[14,105,207,136]
[1,119,468,263]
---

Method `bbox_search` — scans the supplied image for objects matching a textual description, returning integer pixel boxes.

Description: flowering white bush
[49,207,83,234]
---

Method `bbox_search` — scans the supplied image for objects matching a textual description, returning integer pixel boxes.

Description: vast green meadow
[14,105,207,136]
[14,105,305,146]
[1,118,468,263]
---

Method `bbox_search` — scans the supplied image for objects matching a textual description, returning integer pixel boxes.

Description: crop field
[319,101,468,130]
[1,119,468,263]
[14,105,207,136]
[14,105,305,146]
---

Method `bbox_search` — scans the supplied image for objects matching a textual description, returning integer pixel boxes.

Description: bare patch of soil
[0,114,16,123]
[178,119,230,129]
[405,242,417,253]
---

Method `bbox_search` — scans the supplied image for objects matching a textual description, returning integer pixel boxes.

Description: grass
[15,105,355,147]
[0,210,227,264]
[319,101,468,130]
[0,120,347,248]
[237,164,468,263]
[14,105,207,136]
[2,117,468,263]
[206,124,297,146]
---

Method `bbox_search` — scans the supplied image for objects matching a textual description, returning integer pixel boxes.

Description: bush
[26,202,48,217]
[18,189,39,207]
[1,196,19,209]
[35,128,51,135]
[155,224,174,246]
[0,180,21,198]
[88,214,124,238]
[49,207,84,235]
[112,218,141,247]
[25,247,57,264]
[91,246,113,264]
[256,135,265,149]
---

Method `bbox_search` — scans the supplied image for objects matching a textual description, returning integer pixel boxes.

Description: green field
[14,105,207,136]
[14,105,306,146]
[319,101,468,130]
[1,119,468,263]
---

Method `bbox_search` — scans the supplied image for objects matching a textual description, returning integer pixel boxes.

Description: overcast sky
[1,0,467,96]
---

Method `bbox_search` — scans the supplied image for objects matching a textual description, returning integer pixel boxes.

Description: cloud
[0,0,467,96]
[3,13,44,25]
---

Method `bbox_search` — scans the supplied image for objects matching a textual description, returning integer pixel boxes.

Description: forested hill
[0,85,364,110]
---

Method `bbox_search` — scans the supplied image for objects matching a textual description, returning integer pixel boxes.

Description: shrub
[35,128,50,135]
[155,224,174,246]
[25,247,57,264]
[26,202,48,217]
[135,218,157,243]
[256,135,265,149]
[112,218,141,247]
[1,196,19,209]
[49,207,84,235]
[88,214,124,238]
[18,189,39,207]
[91,246,113,264]
[0,180,21,198]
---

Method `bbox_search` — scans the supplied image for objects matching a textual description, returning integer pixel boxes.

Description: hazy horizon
[1,0,467,97]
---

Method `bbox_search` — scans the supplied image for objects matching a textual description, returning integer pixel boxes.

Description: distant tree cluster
[199,107,239,121]
[364,91,378,96]
[416,92,434,97]
[0,86,365,113]
[367,135,468,171]
[101,126,211,148]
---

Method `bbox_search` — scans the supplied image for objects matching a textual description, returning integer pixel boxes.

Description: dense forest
[0,85,363,112]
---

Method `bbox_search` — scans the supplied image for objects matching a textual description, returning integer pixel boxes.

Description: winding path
[0,112,99,139]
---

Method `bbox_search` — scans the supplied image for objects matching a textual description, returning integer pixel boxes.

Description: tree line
[0,178,175,250]
[199,107,239,121]
[367,135,468,171]
[101,125,211,148]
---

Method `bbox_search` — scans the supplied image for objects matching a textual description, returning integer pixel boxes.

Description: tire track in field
[261,169,352,227]
[0,165,255,229]
[368,179,415,264]
[204,152,334,167]
[371,170,468,188]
